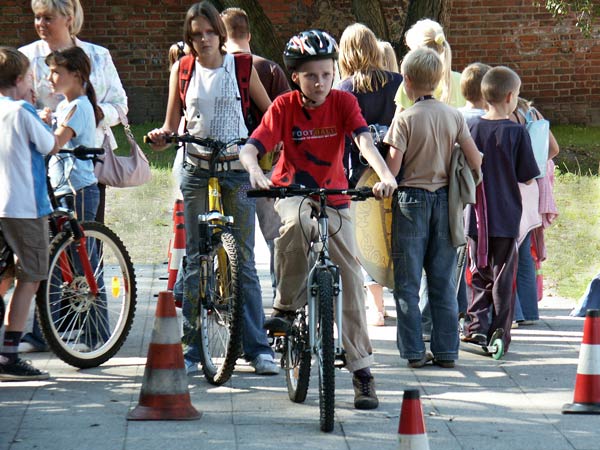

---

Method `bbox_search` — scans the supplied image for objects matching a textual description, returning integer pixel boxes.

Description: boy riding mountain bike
[239,29,397,409]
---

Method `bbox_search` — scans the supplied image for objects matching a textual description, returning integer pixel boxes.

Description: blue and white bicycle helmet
[283,29,339,72]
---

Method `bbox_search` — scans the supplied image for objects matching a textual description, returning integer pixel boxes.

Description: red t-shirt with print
[248,90,369,208]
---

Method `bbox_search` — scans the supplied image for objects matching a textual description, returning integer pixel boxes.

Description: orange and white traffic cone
[563,309,600,414]
[167,199,185,307]
[127,291,201,421]
[398,389,430,450]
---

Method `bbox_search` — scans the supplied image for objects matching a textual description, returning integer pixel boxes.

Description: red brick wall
[447,0,599,125]
[2,1,598,124]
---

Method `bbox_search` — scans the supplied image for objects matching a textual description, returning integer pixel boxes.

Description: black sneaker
[352,375,379,410]
[263,309,294,333]
[0,358,50,381]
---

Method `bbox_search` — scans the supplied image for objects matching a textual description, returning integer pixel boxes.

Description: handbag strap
[114,105,135,140]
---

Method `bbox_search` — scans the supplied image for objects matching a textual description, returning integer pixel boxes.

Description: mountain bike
[35,146,137,368]
[144,133,245,385]
[248,185,374,432]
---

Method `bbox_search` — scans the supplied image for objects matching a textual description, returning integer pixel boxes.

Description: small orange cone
[167,199,186,307]
[398,389,430,450]
[127,291,201,421]
[563,309,600,414]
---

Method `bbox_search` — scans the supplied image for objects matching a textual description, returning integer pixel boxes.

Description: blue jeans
[514,232,539,321]
[391,187,459,361]
[32,184,101,345]
[571,272,600,317]
[180,165,272,362]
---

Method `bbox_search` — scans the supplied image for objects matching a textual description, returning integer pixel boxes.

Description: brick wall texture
[2,0,598,125]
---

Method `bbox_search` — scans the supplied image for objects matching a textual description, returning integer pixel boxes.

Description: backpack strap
[233,52,253,124]
[178,54,195,109]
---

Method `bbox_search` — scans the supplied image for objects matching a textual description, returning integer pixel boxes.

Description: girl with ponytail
[395,19,465,110]
[45,46,101,222]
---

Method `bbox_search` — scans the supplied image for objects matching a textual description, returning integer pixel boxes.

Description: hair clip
[177,41,185,52]
[434,34,445,45]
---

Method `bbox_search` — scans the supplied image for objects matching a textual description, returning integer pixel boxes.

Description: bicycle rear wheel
[285,306,311,403]
[36,221,136,368]
[199,231,243,385]
[315,269,335,432]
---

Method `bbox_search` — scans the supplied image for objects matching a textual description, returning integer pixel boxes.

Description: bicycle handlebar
[58,145,105,160]
[143,133,246,150]
[247,185,375,201]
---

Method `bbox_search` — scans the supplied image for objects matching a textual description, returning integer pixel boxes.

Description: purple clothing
[467,118,539,238]
[337,72,402,186]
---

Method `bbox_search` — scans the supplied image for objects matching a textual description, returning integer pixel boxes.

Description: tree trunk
[212,0,286,69]
[351,0,389,41]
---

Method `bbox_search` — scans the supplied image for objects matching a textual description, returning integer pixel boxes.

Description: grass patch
[544,172,600,301]
[102,122,600,302]
[552,125,600,175]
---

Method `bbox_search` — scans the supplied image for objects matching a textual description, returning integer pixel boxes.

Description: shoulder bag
[95,108,152,188]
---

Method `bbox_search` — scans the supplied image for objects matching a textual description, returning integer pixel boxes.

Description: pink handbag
[94,109,151,188]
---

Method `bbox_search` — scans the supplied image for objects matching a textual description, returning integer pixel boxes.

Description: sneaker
[263,309,294,333]
[17,341,39,353]
[250,354,279,375]
[0,358,50,381]
[369,311,385,327]
[407,351,433,368]
[461,333,487,345]
[352,375,379,410]
[433,358,455,368]
[517,319,536,326]
[511,321,519,329]
[184,358,200,375]
[19,333,49,352]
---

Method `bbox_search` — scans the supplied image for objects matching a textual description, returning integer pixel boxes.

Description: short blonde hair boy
[460,62,491,103]
[400,47,442,92]
[481,66,521,104]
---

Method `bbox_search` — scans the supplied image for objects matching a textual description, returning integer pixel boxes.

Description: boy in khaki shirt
[384,47,481,368]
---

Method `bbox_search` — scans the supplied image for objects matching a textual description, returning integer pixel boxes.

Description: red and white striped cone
[398,389,430,449]
[563,309,600,414]
[127,291,201,421]
[167,199,185,307]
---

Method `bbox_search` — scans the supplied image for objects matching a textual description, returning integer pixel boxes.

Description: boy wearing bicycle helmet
[0,47,57,381]
[239,30,396,410]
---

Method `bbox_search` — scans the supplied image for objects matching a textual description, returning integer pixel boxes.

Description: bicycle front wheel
[315,269,335,432]
[36,221,136,368]
[199,231,243,385]
[285,306,311,403]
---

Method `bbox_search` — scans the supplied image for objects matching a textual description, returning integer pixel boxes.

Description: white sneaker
[18,342,38,353]
[185,358,200,375]
[250,354,279,375]
[369,311,385,327]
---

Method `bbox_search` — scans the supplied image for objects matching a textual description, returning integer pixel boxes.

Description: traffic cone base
[127,291,201,421]
[562,309,600,415]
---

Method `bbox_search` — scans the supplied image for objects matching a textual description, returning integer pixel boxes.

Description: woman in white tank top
[146,2,279,375]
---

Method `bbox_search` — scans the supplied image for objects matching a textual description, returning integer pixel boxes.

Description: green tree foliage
[540,0,599,36]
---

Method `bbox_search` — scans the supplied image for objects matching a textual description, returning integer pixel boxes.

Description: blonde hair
[338,23,387,94]
[377,40,398,73]
[460,62,491,103]
[400,47,443,92]
[31,0,84,36]
[481,66,521,104]
[405,19,452,104]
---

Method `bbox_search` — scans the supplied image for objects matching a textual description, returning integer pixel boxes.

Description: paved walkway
[0,259,597,450]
